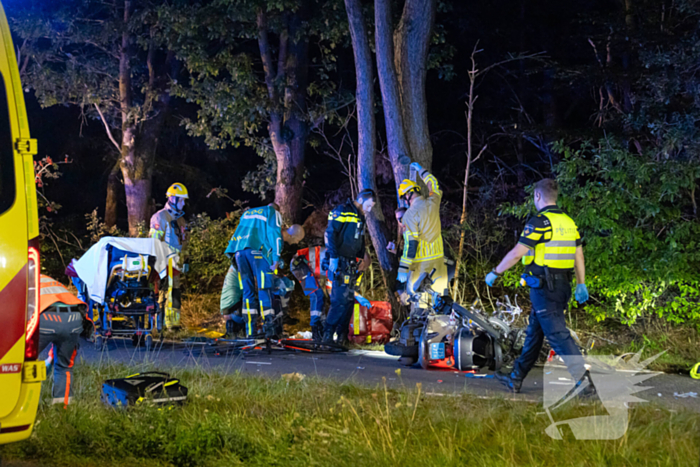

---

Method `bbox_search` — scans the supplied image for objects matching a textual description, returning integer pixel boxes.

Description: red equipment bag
[348,301,392,344]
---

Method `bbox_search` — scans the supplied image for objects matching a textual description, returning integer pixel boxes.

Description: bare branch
[94,103,121,152]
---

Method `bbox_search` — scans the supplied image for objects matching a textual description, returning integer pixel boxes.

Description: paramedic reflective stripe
[310,310,323,317]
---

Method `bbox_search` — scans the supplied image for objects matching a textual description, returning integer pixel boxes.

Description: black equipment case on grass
[102,372,188,408]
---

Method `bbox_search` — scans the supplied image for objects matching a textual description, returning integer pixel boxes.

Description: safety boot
[322,328,334,343]
[263,319,278,339]
[311,323,324,342]
[336,331,349,347]
[225,319,245,339]
[494,370,523,393]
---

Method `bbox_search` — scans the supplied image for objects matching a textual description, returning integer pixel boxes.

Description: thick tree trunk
[120,126,155,236]
[257,8,307,224]
[104,159,121,228]
[345,0,400,319]
[393,0,436,169]
[275,8,309,225]
[375,0,410,193]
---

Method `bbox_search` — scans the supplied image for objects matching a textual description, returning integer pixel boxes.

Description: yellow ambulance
[0,0,46,445]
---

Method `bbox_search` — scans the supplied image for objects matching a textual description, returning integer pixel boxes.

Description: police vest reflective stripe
[522,212,578,270]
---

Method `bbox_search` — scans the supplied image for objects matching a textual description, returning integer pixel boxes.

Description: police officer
[397,163,448,308]
[38,275,90,407]
[224,203,305,337]
[149,182,189,329]
[486,178,590,393]
[323,190,375,344]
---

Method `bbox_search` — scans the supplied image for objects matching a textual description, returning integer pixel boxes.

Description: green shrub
[185,207,243,292]
[505,138,700,325]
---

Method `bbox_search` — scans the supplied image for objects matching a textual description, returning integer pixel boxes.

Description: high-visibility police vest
[522,211,578,271]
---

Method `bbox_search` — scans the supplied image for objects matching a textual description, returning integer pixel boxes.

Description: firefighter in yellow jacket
[397,163,448,306]
[149,182,189,329]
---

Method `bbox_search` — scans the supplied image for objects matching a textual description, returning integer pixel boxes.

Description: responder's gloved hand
[485,271,499,287]
[397,268,409,284]
[329,257,339,277]
[182,263,190,274]
[575,283,589,304]
[410,162,423,173]
[356,295,371,308]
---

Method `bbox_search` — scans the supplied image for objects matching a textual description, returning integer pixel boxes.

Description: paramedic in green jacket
[224,203,304,337]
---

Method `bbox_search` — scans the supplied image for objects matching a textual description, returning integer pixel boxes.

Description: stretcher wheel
[95,335,105,350]
[145,334,153,351]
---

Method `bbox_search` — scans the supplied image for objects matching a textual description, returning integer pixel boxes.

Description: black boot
[311,323,324,342]
[225,319,244,339]
[494,370,523,393]
[322,328,334,343]
[336,331,349,347]
[263,319,278,339]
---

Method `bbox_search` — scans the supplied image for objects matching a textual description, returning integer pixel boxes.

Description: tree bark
[119,1,148,236]
[105,159,121,228]
[375,0,410,193]
[344,0,400,319]
[277,8,309,225]
[257,8,308,225]
[393,0,436,169]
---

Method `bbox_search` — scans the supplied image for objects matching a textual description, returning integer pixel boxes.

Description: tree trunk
[345,0,400,319]
[257,8,308,225]
[393,0,436,169]
[276,7,309,225]
[104,159,121,228]
[119,1,148,236]
[375,0,411,194]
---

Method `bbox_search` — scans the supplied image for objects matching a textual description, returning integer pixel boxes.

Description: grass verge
[0,363,698,467]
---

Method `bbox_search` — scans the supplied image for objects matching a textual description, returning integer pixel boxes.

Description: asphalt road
[67,336,700,413]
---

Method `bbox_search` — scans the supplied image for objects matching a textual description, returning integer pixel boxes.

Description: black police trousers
[513,277,585,381]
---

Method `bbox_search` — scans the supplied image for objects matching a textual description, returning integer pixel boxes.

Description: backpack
[102,372,188,408]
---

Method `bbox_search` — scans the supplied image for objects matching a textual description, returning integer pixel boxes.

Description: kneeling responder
[291,245,331,341]
[323,190,375,344]
[486,178,590,393]
[220,263,295,338]
[224,203,304,337]
[397,163,448,307]
[149,182,189,330]
[39,275,91,407]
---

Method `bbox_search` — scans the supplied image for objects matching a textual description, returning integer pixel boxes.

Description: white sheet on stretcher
[73,237,180,304]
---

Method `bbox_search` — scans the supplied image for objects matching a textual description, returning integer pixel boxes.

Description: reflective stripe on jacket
[522,210,579,271]
[400,170,444,269]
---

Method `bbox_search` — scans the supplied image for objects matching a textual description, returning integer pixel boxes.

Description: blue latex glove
[575,283,589,304]
[356,294,371,308]
[410,162,423,173]
[329,257,339,277]
[397,269,409,284]
[485,272,499,287]
[182,263,190,274]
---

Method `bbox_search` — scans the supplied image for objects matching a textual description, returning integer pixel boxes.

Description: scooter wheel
[398,356,418,367]
[384,341,418,358]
